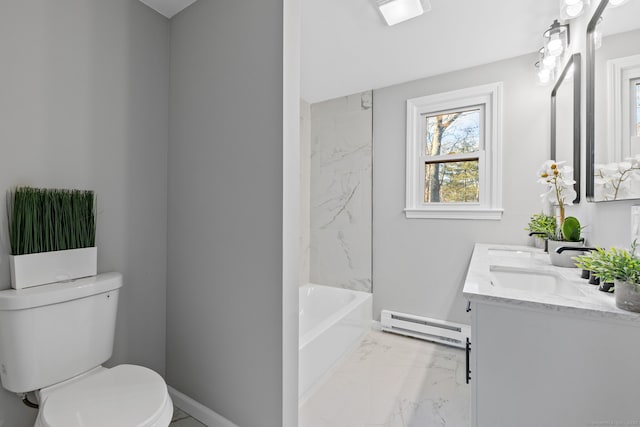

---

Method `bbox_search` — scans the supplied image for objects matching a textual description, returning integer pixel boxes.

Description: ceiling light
[377,0,430,26]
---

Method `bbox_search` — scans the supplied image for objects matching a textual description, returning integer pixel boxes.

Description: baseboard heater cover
[380,310,470,349]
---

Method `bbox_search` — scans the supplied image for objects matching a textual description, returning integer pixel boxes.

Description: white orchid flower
[593,160,640,200]
[537,160,575,226]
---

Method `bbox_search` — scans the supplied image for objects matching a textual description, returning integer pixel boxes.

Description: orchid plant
[537,160,576,230]
[594,156,640,201]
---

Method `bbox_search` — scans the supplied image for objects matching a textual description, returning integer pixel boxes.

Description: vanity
[463,243,640,427]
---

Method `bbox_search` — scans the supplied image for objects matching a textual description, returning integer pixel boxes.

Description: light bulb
[543,54,557,69]
[609,0,628,6]
[565,2,584,17]
[538,68,552,85]
[547,33,564,56]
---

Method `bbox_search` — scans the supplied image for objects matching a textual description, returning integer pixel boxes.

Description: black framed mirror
[587,0,640,201]
[551,53,581,204]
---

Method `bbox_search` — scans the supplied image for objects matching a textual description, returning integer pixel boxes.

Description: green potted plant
[590,244,640,312]
[537,160,583,267]
[574,250,597,281]
[575,247,616,287]
[6,187,97,289]
[526,212,556,250]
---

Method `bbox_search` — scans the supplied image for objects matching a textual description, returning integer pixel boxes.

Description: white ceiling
[138,0,198,18]
[138,0,640,102]
[301,0,562,103]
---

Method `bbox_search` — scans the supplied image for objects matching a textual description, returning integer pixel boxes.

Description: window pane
[424,159,479,203]
[425,109,480,156]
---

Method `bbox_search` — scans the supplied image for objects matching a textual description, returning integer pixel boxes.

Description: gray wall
[373,53,551,324]
[309,92,373,292]
[0,1,169,426]
[166,1,287,426]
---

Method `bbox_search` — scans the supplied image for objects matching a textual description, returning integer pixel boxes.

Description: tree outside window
[423,109,481,203]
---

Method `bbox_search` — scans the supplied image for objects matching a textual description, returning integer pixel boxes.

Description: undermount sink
[489,266,586,298]
[487,248,534,259]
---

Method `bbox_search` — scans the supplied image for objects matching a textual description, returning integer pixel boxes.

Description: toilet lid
[40,365,170,427]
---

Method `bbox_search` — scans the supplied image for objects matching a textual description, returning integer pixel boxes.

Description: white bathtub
[298,284,372,401]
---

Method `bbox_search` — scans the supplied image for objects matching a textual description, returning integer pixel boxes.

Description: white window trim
[607,55,640,160]
[631,78,640,148]
[405,82,503,220]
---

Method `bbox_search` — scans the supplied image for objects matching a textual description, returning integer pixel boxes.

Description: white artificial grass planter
[9,247,97,290]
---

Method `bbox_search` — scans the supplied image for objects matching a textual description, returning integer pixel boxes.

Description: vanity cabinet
[468,299,640,427]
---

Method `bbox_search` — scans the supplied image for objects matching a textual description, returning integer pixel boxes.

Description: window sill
[404,207,504,220]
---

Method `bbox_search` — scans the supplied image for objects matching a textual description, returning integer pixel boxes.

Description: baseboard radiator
[380,310,470,349]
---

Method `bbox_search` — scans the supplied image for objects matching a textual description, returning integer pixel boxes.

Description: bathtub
[298,284,372,401]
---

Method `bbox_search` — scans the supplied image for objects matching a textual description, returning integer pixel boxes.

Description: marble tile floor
[299,329,471,427]
[170,406,206,426]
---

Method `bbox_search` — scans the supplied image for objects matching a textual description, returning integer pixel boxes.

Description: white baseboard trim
[168,386,238,427]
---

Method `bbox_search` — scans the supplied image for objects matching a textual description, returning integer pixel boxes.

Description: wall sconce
[536,48,555,85]
[535,19,572,86]
[376,0,431,26]
[560,0,589,19]
[544,20,570,58]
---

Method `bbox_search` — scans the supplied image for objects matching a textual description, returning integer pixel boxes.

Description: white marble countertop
[463,243,640,322]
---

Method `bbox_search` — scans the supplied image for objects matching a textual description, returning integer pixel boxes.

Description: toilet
[0,272,173,427]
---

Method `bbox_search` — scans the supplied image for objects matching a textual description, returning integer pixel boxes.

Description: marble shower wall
[309,91,373,292]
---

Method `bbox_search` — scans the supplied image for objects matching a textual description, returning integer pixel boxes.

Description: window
[405,83,503,219]
[424,108,482,204]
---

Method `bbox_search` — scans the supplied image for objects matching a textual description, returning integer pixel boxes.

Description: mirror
[551,53,581,203]
[587,0,640,201]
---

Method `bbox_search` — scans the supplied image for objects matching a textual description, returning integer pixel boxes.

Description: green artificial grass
[7,187,96,256]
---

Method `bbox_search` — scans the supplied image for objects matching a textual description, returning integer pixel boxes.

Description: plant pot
[614,279,640,313]
[599,282,614,293]
[9,247,97,290]
[588,271,600,285]
[547,239,584,268]
[581,269,591,279]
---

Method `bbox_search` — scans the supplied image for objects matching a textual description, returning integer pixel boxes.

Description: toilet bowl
[0,273,172,427]
[34,365,173,427]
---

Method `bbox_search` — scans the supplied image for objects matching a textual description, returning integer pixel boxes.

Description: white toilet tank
[0,273,122,393]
